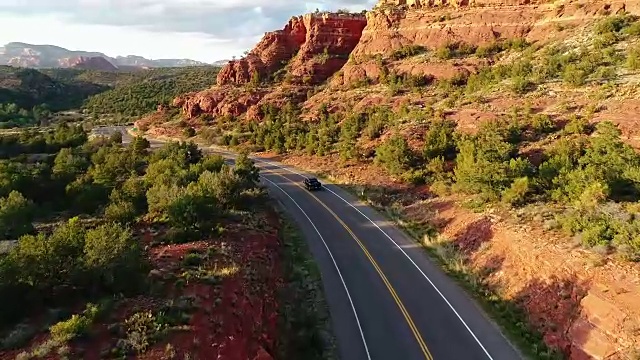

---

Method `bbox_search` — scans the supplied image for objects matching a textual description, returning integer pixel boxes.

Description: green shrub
[510,76,532,94]
[563,115,590,135]
[104,200,137,224]
[182,253,203,267]
[183,127,196,138]
[530,114,556,135]
[594,14,638,35]
[623,21,640,36]
[613,219,640,261]
[562,64,587,86]
[391,45,427,60]
[50,303,99,343]
[401,169,428,185]
[501,177,532,206]
[423,119,457,160]
[84,223,143,293]
[0,191,34,240]
[627,45,640,70]
[435,42,476,60]
[453,131,517,195]
[7,218,85,291]
[375,134,413,176]
[364,111,388,140]
[435,46,453,60]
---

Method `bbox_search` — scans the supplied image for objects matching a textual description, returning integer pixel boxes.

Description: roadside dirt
[272,153,640,359]
[0,211,283,360]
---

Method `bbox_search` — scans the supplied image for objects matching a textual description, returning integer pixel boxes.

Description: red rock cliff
[217,16,307,86]
[217,13,367,86]
[334,0,640,86]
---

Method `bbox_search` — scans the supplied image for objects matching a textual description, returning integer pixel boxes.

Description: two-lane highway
[256,161,523,360]
[112,127,523,359]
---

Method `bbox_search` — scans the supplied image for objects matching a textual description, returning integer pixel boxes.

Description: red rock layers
[217,17,307,86]
[287,13,367,84]
[333,0,640,86]
[178,12,366,121]
[216,13,367,86]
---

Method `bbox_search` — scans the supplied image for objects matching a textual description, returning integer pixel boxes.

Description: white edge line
[179,143,491,359]
[260,175,372,360]
[257,159,495,360]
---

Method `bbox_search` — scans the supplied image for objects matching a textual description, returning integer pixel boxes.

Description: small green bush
[510,76,532,94]
[182,253,203,267]
[530,114,556,135]
[121,311,163,355]
[502,177,531,206]
[50,303,99,343]
[423,119,457,160]
[104,200,137,224]
[375,134,413,176]
[562,64,587,86]
[594,14,638,35]
[183,127,196,138]
[563,115,590,135]
[627,46,640,70]
[391,45,427,60]
[435,42,476,60]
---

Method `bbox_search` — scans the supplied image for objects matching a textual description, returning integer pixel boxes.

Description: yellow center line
[270,172,434,360]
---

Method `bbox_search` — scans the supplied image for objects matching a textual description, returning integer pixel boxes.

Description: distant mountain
[0,42,208,69]
[212,59,231,66]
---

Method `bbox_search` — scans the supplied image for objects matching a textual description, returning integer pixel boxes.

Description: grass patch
[275,207,337,360]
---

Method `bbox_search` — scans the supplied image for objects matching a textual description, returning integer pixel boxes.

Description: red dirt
[1,212,283,360]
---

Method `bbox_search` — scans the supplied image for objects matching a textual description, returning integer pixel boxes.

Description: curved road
[109,126,523,360]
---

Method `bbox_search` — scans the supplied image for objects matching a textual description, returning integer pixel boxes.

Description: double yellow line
[272,172,434,360]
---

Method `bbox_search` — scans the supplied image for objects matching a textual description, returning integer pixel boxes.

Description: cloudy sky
[0,0,377,63]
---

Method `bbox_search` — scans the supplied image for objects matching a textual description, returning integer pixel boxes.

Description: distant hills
[0,42,224,70]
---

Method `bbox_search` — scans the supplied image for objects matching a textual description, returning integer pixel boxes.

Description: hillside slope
[140,1,640,358]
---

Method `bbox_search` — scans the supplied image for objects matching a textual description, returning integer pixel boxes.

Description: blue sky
[0,0,376,63]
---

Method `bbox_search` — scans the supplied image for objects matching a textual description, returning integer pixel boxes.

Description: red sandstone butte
[217,13,367,86]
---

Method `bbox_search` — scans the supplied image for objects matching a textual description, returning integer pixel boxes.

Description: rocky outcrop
[332,0,639,86]
[217,13,367,86]
[176,12,366,121]
[173,85,309,121]
[66,56,119,71]
[173,87,268,119]
[216,17,307,86]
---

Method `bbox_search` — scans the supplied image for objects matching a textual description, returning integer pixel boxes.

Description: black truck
[303,177,322,191]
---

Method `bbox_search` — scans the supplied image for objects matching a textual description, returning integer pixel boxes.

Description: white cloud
[0,0,377,62]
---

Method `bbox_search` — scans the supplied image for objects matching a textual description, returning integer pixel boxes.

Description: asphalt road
[108,126,523,360]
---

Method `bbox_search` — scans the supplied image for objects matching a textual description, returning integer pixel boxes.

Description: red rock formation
[217,17,307,86]
[174,86,269,119]
[178,12,367,121]
[334,0,639,86]
[64,56,118,71]
[286,13,367,84]
[216,13,366,86]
